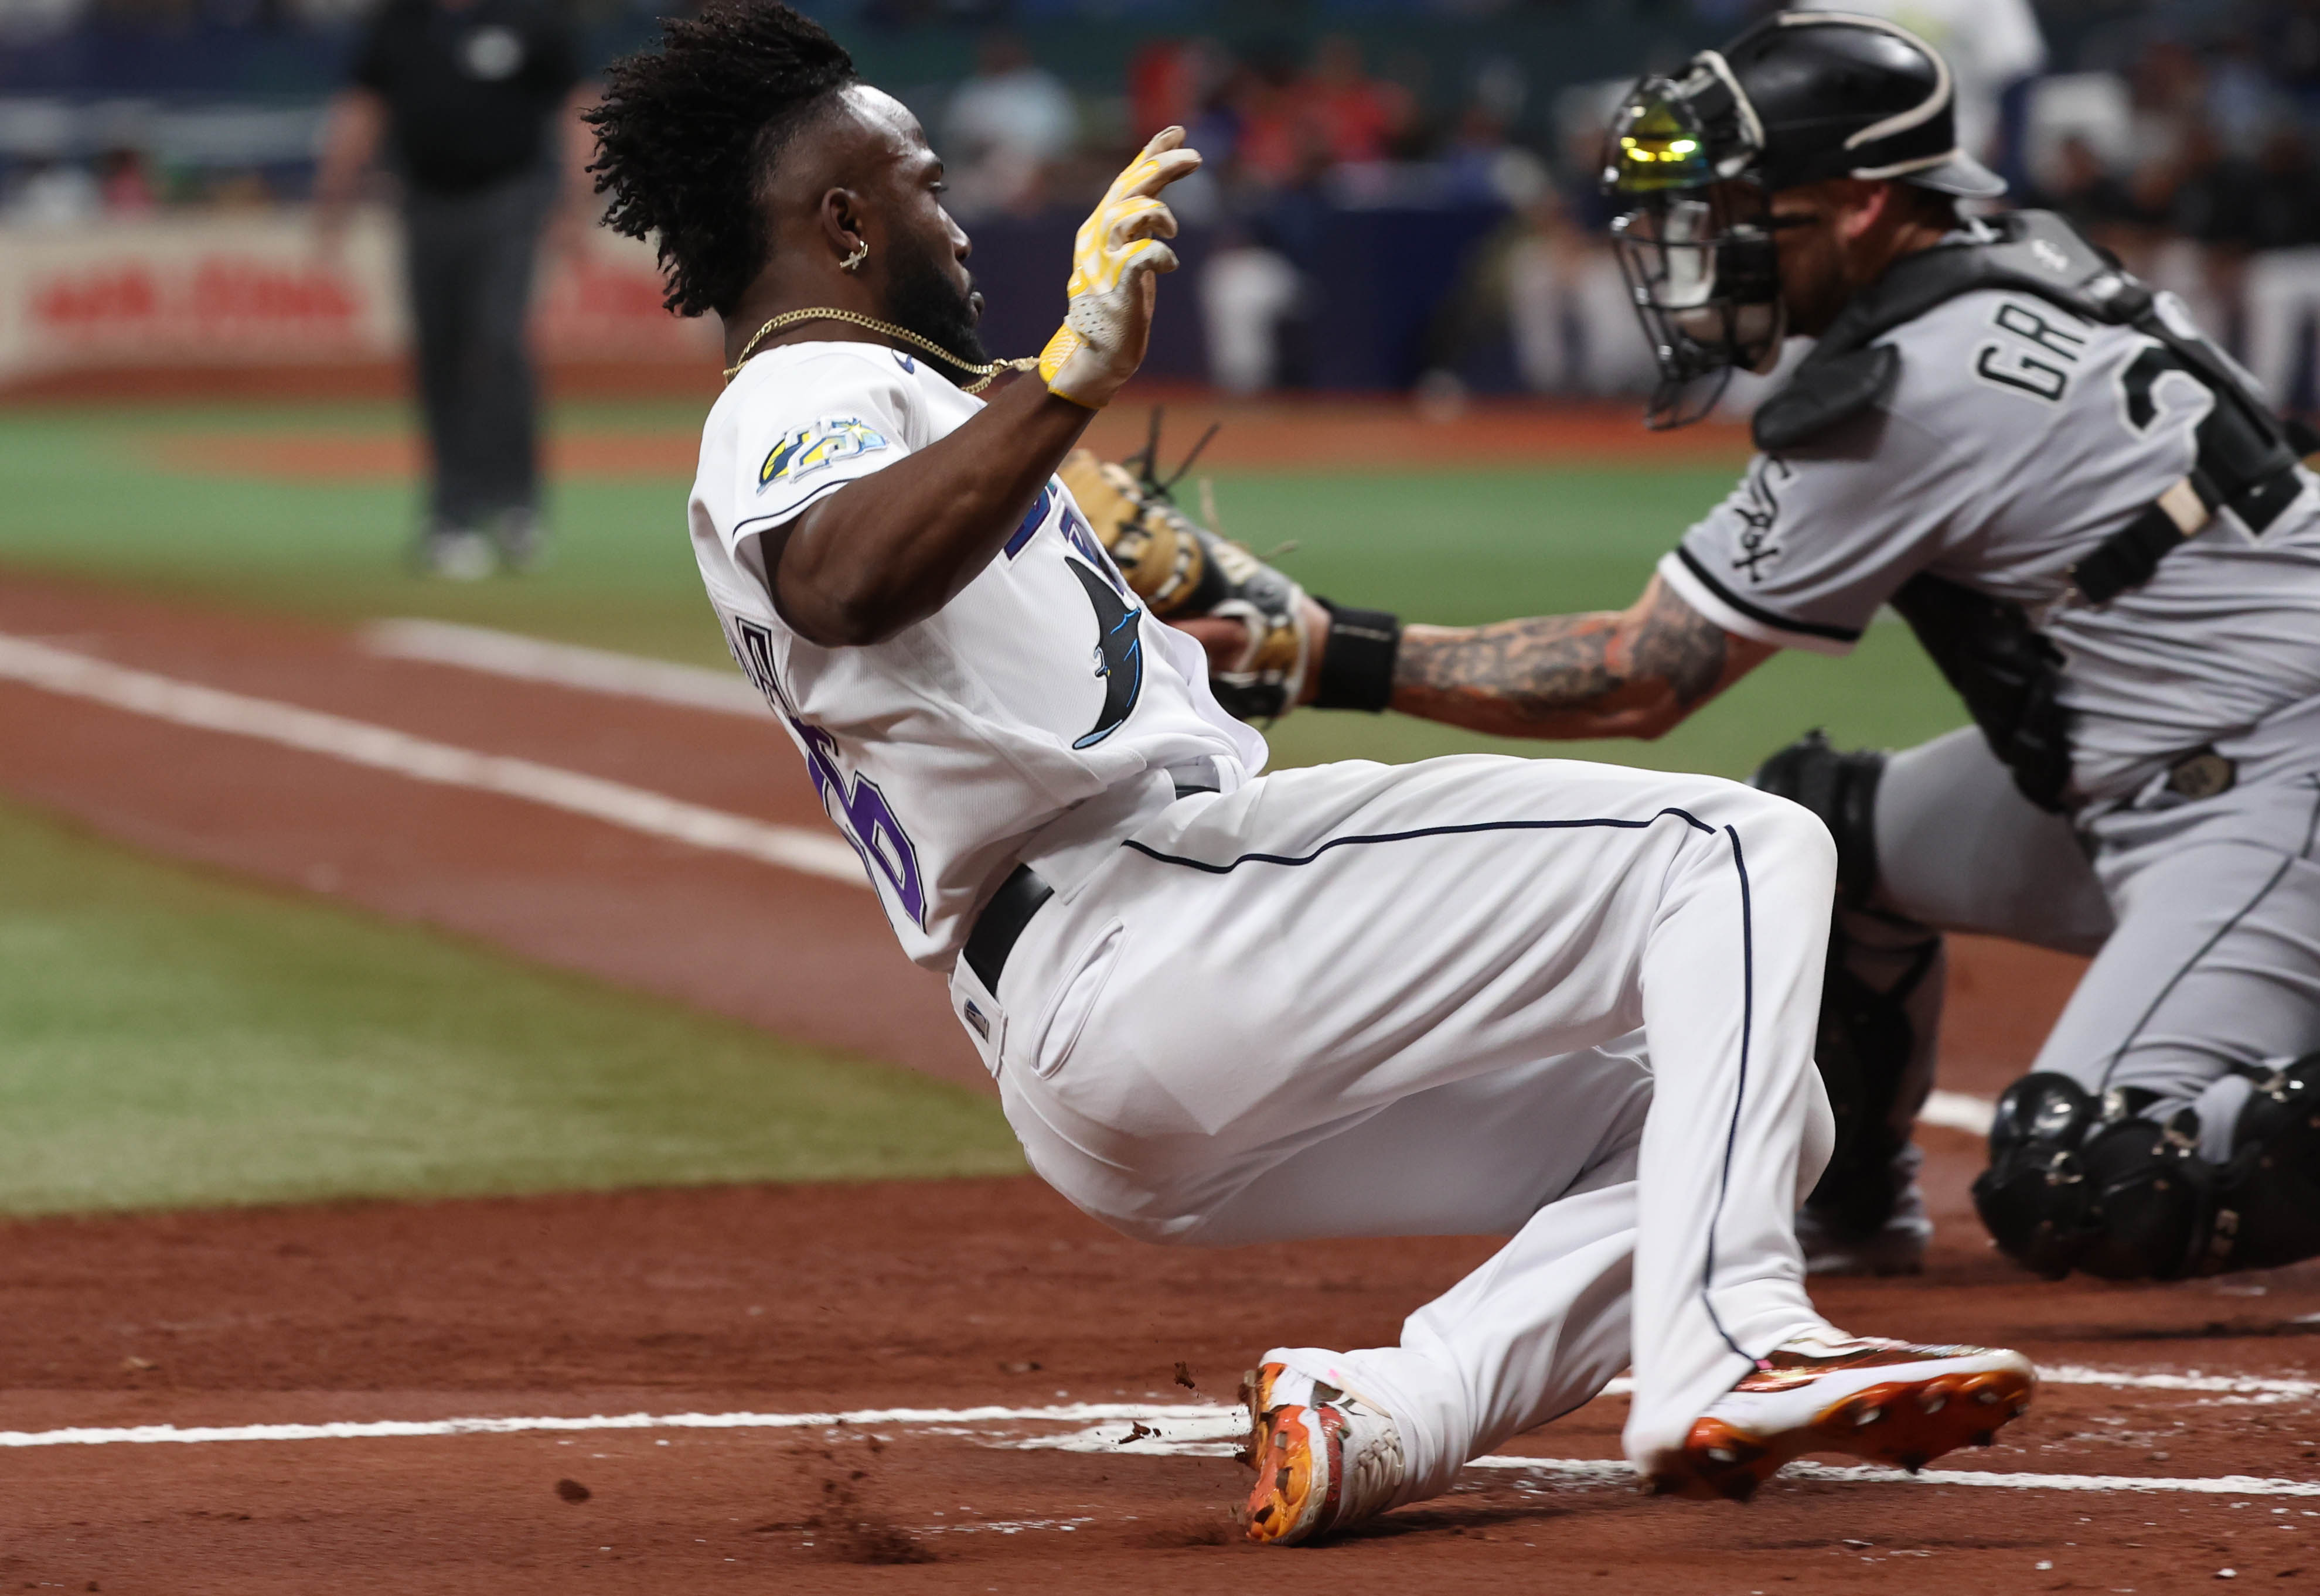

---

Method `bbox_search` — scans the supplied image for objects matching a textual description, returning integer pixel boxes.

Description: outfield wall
[0,207,715,391]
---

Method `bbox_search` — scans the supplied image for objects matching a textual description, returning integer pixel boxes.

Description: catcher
[1135,12,2320,1285]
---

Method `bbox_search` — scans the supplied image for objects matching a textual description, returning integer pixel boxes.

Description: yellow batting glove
[1038,127,1201,408]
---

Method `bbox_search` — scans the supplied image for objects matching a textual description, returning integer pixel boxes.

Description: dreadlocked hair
[587,1,857,319]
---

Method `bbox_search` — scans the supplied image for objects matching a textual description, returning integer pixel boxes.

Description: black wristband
[1311,598,1402,713]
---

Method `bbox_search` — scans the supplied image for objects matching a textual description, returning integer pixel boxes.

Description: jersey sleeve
[1659,431,1967,656]
[725,352,923,556]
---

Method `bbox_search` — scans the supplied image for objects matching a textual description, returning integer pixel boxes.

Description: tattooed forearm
[1629,580,1734,707]
[1387,575,1767,740]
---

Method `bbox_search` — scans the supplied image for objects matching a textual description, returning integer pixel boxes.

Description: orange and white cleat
[1659,1331,2036,1501]
[1239,1361,1406,1546]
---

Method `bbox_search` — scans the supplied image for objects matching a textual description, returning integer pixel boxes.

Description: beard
[882,228,990,381]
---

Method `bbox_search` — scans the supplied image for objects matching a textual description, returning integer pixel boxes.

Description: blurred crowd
[9,0,2320,405]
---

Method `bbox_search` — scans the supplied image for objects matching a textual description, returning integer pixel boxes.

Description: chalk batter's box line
[2,1369,2314,1498]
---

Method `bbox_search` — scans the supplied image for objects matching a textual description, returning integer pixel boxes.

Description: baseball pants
[401,168,554,531]
[951,753,1842,1488]
[1851,721,2320,1162]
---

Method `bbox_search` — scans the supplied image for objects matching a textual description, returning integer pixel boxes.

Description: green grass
[0,399,732,664]
[0,398,1970,777]
[0,797,1020,1215]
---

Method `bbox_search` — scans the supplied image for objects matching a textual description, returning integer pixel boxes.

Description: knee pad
[2210,1055,2320,1273]
[1972,1073,2216,1281]
[1972,1072,2104,1278]
[2073,1111,2211,1281]
[1750,729,1886,909]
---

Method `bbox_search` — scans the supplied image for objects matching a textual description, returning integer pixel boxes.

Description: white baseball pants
[949,753,1841,1489]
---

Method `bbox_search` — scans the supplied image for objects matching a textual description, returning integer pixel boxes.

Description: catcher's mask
[1603,11,2006,429]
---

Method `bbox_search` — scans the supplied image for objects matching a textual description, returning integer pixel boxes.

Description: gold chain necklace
[722,307,1037,392]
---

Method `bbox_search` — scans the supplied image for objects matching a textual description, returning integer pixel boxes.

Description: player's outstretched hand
[1059,448,1321,720]
[1038,128,1201,410]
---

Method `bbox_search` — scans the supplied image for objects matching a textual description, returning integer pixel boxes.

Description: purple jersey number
[728,618,928,927]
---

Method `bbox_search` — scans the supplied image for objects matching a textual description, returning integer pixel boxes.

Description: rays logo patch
[758,418,888,490]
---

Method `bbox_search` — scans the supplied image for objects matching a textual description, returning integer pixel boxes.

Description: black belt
[963,862,1052,991]
[962,772,1218,991]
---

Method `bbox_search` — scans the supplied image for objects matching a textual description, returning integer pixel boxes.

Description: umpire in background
[315,0,592,578]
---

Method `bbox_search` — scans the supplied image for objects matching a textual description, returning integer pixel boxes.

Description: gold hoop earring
[839,238,869,273]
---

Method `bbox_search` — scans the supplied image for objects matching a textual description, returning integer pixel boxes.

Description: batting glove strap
[1311,599,1402,714]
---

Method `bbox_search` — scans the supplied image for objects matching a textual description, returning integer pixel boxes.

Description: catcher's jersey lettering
[1663,283,2320,802]
[1729,456,1791,583]
[2117,343,2206,436]
[1972,301,2084,404]
[687,340,1263,967]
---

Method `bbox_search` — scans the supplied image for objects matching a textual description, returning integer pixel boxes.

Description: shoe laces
[1330,1398,1406,1522]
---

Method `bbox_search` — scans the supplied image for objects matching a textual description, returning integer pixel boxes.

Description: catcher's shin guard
[2209,1056,2320,1273]
[1973,1073,2222,1281]
[1753,732,1936,1244]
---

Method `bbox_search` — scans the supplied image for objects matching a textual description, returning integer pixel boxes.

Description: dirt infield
[142,394,1753,483]
[1,569,2315,1592]
[4,1158,2320,1592]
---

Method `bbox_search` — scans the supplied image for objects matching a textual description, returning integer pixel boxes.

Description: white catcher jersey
[689,340,1265,968]
[1661,284,2320,803]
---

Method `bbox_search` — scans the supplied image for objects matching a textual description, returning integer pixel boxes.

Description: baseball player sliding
[1174,14,2320,1287]
[588,1,2032,1546]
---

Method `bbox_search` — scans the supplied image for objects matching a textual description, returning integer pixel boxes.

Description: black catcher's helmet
[1603,11,2006,427]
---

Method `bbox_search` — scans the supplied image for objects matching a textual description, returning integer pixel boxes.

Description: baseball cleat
[1239,1360,1406,1546]
[1658,1331,2036,1501]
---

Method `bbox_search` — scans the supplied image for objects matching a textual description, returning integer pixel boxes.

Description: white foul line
[1920,1088,1997,1137]
[362,618,769,718]
[0,632,866,888]
[2,1387,2315,1498]
[0,1402,1203,1450]
[1467,1454,2320,1498]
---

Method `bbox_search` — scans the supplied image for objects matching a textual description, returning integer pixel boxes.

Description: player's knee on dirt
[1753,732,1927,1240]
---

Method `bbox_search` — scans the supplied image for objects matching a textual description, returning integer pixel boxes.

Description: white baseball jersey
[687,340,1265,968]
[1660,285,2320,804]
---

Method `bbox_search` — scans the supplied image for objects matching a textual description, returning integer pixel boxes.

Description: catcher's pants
[950,755,1839,1489]
[1853,718,2320,1165]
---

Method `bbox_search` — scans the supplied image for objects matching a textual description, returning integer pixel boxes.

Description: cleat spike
[1679,1336,2035,1495]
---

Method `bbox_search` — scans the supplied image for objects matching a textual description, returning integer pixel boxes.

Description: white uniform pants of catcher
[949,753,1841,1495]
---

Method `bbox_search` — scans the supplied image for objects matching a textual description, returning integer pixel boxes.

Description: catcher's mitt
[1057,440,1311,721]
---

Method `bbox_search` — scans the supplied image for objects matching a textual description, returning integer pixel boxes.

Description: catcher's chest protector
[1753,211,2306,811]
